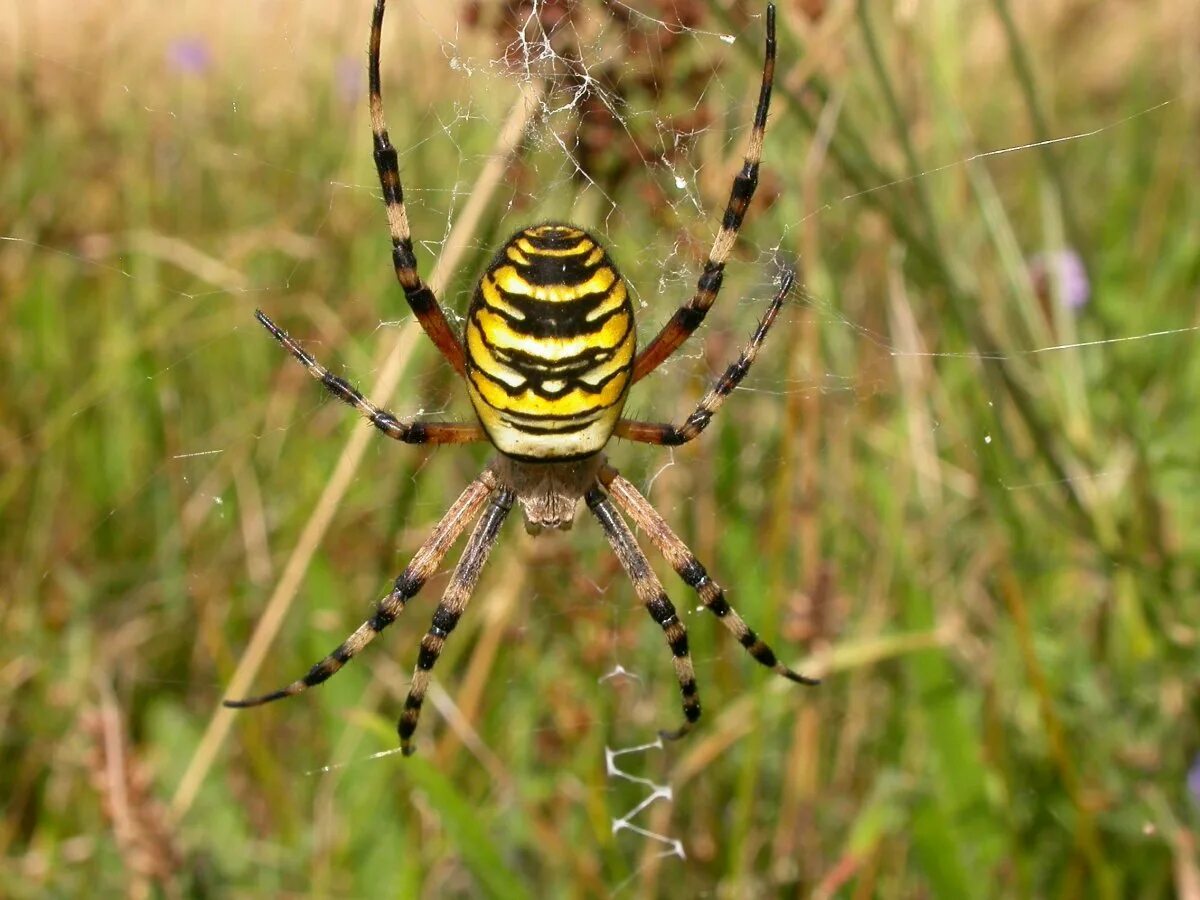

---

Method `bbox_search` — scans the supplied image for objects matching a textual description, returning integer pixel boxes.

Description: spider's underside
[225,0,817,756]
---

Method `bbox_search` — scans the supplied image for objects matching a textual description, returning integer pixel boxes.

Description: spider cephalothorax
[226,0,816,756]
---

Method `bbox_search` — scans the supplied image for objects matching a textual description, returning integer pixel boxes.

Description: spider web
[3,0,1195,893]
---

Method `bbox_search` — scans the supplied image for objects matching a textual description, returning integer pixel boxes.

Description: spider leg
[631,4,777,384]
[223,469,498,709]
[599,466,819,686]
[616,269,793,446]
[586,487,701,741]
[369,0,468,378]
[398,487,515,755]
[256,310,485,445]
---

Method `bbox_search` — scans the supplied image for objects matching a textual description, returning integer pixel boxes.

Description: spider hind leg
[254,310,484,446]
[369,0,468,376]
[631,4,779,383]
[616,268,794,447]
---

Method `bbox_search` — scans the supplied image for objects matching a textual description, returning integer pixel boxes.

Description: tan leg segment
[224,469,498,709]
[599,466,819,686]
[398,487,515,755]
[586,487,701,740]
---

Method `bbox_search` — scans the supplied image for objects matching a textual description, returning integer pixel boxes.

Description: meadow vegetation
[2,0,1198,895]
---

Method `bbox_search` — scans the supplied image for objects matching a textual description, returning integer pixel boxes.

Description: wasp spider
[226,0,817,755]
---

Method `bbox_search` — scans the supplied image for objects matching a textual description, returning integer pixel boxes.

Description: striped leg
[398,487,515,755]
[615,269,792,446]
[631,4,778,384]
[223,469,498,709]
[256,310,484,445]
[369,0,468,378]
[586,487,701,740]
[599,466,819,686]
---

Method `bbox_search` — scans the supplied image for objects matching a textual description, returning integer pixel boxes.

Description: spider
[225,0,817,756]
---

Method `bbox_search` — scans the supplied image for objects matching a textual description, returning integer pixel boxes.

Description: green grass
[3,0,1198,896]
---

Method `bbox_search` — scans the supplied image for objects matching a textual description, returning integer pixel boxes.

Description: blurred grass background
[2,0,1198,896]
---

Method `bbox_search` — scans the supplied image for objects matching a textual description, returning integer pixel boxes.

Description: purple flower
[1188,754,1200,807]
[335,56,364,106]
[1029,249,1090,311]
[166,35,212,76]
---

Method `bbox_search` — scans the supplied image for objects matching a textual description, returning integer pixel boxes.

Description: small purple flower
[166,35,212,77]
[1188,754,1200,807]
[335,56,364,106]
[1029,249,1090,311]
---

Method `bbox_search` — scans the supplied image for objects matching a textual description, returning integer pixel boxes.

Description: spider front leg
[256,310,484,445]
[398,487,515,755]
[616,269,793,446]
[586,487,701,740]
[599,466,819,686]
[223,469,498,710]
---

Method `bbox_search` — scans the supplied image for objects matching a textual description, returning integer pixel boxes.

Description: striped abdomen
[465,224,635,460]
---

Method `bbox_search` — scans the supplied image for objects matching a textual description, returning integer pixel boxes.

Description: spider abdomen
[465,223,635,460]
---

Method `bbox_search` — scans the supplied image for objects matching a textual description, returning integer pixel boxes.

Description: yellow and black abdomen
[465,224,634,460]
